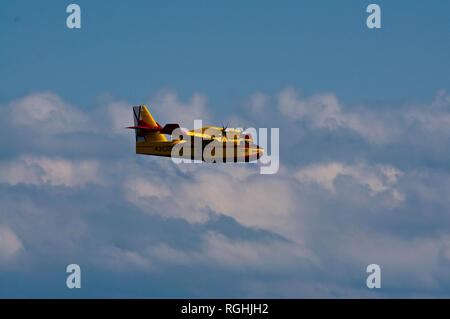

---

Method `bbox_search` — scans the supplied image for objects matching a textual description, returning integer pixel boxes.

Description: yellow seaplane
[127,105,263,163]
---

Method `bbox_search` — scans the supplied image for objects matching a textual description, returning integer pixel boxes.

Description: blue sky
[2,0,449,107]
[0,1,450,298]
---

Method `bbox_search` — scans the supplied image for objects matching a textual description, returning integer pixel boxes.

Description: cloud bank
[1,88,450,297]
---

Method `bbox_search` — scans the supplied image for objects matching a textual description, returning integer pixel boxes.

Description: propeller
[219,122,249,142]
[221,122,229,141]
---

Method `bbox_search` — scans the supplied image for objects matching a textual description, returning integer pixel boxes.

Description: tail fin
[140,105,159,128]
[132,105,167,142]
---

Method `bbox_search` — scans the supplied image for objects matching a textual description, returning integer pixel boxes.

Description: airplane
[127,105,264,163]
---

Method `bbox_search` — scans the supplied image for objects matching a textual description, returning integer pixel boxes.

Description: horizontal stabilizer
[130,105,167,142]
[160,124,180,135]
[127,122,180,135]
[127,119,163,131]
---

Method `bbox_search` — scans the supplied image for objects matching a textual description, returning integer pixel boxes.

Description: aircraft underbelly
[136,142,260,162]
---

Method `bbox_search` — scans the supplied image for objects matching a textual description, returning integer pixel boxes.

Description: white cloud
[296,161,404,199]
[277,88,450,146]
[199,232,316,271]
[392,189,406,201]
[147,232,317,272]
[295,162,345,193]
[96,246,152,271]
[2,89,450,296]
[7,88,449,148]
[105,100,134,135]
[9,92,88,133]
[0,226,23,261]
[277,87,392,143]
[6,92,137,138]
[249,91,270,116]
[149,89,212,128]
[146,243,192,266]
[125,178,171,199]
[406,90,450,136]
[124,165,301,239]
[0,156,102,187]
[332,231,450,290]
